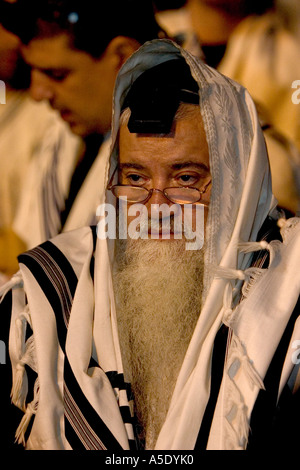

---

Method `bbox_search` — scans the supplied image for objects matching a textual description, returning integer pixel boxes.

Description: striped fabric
[12,219,299,450]
[18,231,136,450]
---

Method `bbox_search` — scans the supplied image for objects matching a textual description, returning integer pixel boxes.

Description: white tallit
[12,119,109,249]
[218,12,300,153]
[1,39,300,450]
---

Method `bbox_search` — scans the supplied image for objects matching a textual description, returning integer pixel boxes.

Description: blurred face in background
[0,24,21,83]
[188,0,273,17]
[21,32,138,137]
[186,0,252,45]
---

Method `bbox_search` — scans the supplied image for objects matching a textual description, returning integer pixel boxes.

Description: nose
[145,188,171,207]
[29,69,55,102]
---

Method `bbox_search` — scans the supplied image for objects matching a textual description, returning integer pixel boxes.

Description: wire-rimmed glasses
[107,167,211,205]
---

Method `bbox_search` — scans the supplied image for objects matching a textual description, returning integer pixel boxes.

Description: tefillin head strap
[122,58,199,134]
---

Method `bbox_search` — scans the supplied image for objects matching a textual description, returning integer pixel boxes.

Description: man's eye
[52,73,69,82]
[129,174,141,182]
[45,70,70,82]
[180,175,192,182]
[125,174,145,185]
[177,174,198,185]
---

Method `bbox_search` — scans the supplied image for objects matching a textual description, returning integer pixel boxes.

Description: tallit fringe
[15,378,39,446]
[238,240,275,266]
[11,363,28,412]
[2,273,39,448]
[11,308,37,414]
[213,238,275,325]
[278,217,300,243]
[0,271,23,302]
[11,313,29,411]
[213,264,265,285]
[240,268,264,299]
[213,265,247,281]
[213,239,274,283]
[1,273,29,411]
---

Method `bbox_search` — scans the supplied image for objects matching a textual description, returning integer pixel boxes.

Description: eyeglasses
[107,167,211,205]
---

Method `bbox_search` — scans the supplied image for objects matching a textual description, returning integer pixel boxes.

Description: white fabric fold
[207,218,300,449]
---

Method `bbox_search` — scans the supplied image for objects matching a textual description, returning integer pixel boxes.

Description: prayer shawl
[0,91,55,228]
[12,119,109,249]
[218,12,300,153]
[217,13,300,213]
[0,91,57,277]
[1,39,300,450]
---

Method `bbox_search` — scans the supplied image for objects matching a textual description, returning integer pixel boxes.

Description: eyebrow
[119,163,145,171]
[119,161,210,172]
[27,63,71,78]
[41,67,70,76]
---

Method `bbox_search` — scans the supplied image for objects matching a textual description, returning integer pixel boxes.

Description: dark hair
[0,0,166,57]
[194,0,274,18]
[238,0,275,16]
[153,0,187,11]
[122,58,199,134]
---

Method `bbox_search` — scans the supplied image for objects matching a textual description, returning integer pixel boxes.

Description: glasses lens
[112,186,149,203]
[164,187,201,204]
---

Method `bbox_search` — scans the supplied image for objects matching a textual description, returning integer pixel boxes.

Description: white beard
[113,238,204,449]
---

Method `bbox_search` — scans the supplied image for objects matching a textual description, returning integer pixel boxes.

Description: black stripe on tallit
[89,225,97,281]
[64,358,123,450]
[106,372,130,393]
[105,371,138,450]
[194,324,229,450]
[18,237,123,451]
[18,240,77,352]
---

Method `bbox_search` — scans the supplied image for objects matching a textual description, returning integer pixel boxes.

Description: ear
[104,36,141,70]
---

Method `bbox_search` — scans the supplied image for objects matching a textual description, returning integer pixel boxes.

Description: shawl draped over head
[1,39,300,450]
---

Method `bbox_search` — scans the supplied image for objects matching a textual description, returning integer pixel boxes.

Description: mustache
[137,212,196,239]
[116,202,205,249]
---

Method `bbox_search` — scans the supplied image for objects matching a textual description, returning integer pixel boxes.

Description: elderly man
[1,39,299,451]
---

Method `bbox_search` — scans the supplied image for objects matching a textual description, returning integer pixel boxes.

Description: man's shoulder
[18,226,97,282]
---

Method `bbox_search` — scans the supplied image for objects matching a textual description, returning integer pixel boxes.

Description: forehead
[0,24,20,50]
[118,115,210,169]
[21,33,86,68]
